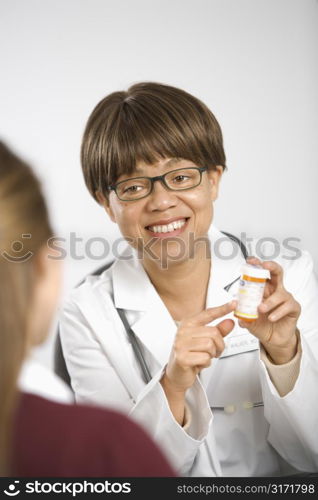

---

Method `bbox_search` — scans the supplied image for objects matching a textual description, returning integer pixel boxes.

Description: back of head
[0,141,53,475]
[81,82,227,202]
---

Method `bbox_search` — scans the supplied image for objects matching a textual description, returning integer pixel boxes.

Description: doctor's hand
[161,301,236,397]
[238,256,301,365]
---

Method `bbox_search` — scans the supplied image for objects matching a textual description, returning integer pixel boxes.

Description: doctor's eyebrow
[130,158,193,176]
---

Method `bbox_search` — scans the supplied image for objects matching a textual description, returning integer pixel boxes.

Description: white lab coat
[59,226,318,476]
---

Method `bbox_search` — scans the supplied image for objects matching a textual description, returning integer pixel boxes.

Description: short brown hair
[81,82,227,202]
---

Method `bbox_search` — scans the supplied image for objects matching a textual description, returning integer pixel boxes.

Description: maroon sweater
[11,392,175,477]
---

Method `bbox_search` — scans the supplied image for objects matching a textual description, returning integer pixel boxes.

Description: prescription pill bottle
[234,264,270,322]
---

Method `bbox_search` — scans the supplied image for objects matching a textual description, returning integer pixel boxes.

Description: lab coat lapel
[130,295,177,368]
[112,249,177,368]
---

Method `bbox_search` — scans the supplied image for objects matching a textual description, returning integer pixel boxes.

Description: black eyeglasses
[108,166,208,201]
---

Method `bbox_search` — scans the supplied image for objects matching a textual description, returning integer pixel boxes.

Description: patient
[0,140,175,477]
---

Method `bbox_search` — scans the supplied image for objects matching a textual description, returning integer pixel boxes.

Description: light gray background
[1,0,317,367]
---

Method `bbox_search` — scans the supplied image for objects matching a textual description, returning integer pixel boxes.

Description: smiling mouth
[146,218,189,234]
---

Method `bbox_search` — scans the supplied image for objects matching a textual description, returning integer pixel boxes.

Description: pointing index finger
[185,300,237,327]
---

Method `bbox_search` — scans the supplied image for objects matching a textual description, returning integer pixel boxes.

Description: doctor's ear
[207,166,223,201]
[95,190,116,223]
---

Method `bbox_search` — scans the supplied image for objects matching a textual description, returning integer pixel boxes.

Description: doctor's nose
[146,179,178,211]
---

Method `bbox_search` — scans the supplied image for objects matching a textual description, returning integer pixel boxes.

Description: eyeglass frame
[107,166,208,201]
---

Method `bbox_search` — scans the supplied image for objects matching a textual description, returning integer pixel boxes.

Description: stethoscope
[116,231,264,413]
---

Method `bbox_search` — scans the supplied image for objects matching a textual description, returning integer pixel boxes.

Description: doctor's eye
[118,179,149,198]
[166,168,200,189]
[172,174,190,183]
[123,184,143,193]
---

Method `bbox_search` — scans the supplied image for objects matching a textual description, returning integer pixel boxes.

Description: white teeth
[148,219,187,233]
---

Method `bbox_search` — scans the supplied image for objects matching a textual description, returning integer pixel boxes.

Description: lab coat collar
[112,245,176,365]
[112,245,150,312]
[111,226,247,368]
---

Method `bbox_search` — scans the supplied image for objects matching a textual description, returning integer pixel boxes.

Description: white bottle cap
[241,263,270,280]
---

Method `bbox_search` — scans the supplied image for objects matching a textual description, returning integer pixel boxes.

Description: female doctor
[59,82,318,477]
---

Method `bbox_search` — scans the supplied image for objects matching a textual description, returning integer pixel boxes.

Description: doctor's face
[99,158,222,267]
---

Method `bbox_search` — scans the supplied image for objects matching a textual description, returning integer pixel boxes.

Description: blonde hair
[0,141,53,475]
